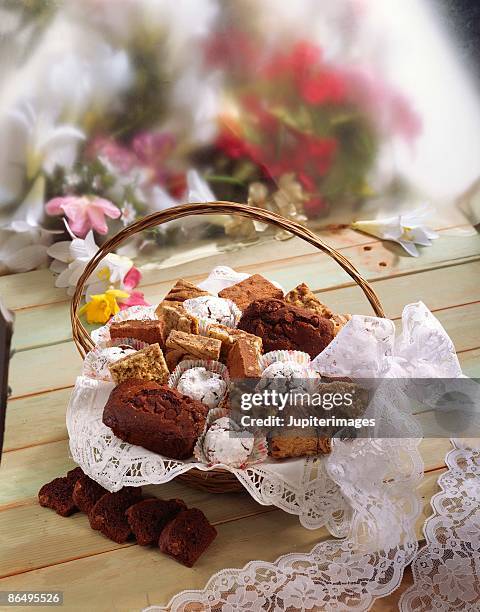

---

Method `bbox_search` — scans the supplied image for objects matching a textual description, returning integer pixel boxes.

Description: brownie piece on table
[126,498,186,546]
[218,274,283,311]
[227,338,261,379]
[161,279,210,305]
[159,508,217,567]
[207,324,262,362]
[108,343,169,384]
[155,302,199,338]
[38,467,83,517]
[238,298,334,358]
[72,473,108,514]
[89,487,142,544]
[165,330,221,365]
[103,380,208,459]
[109,319,166,347]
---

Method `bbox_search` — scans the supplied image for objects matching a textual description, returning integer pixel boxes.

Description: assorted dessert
[38,467,216,567]
[90,271,355,465]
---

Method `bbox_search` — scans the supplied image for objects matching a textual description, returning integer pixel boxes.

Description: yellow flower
[79,289,129,324]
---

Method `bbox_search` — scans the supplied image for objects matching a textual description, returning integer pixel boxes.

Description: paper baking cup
[194,405,268,469]
[107,337,149,351]
[91,305,158,348]
[168,359,230,410]
[183,296,241,331]
[259,350,313,372]
[82,345,137,382]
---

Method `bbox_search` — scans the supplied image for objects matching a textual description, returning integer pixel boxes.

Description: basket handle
[71,201,386,357]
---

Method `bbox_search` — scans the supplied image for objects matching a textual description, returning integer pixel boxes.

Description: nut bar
[166,330,221,362]
[285,283,350,337]
[207,323,262,362]
[159,508,217,567]
[218,274,283,311]
[161,279,210,305]
[155,302,198,338]
[227,338,261,379]
[268,430,331,459]
[284,283,333,318]
[108,343,169,384]
[102,380,208,460]
[109,319,166,346]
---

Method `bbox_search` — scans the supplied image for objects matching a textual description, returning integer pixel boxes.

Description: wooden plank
[459,348,480,377]
[4,388,71,452]
[0,467,446,611]
[11,228,480,352]
[8,342,82,399]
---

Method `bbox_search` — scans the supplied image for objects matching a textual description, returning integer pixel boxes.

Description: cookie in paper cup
[183,296,241,330]
[91,305,157,348]
[83,346,136,381]
[168,359,230,410]
[259,350,313,371]
[194,406,268,469]
[258,350,319,397]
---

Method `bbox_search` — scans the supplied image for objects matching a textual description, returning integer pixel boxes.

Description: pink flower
[118,291,150,309]
[123,265,141,290]
[46,195,121,237]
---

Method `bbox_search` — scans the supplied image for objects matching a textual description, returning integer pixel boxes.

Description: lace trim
[400,438,480,611]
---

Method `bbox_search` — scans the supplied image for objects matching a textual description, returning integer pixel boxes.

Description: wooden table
[1,206,479,611]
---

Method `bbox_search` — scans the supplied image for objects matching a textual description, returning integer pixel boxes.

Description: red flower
[216,131,248,159]
[290,41,322,72]
[300,70,347,105]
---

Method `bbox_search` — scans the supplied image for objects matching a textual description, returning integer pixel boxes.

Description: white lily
[8,102,85,180]
[0,176,60,274]
[48,225,134,298]
[351,208,439,256]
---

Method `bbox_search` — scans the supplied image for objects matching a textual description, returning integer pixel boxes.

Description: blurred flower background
[0,0,479,307]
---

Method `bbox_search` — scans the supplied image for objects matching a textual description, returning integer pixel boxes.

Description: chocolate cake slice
[158,508,217,567]
[126,498,186,546]
[72,473,108,514]
[103,380,208,460]
[38,467,83,517]
[89,487,142,543]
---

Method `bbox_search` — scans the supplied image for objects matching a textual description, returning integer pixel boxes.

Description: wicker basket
[70,201,386,493]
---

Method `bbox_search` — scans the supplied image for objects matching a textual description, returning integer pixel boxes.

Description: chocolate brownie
[238,298,334,358]
[72,473,108,514]
[38,467,83,517]
[110,320,166,346]
[126,498,186,546]
[89,487,142,543]
[103,380,208,460]
[227,338,261,378]
[218,274,283,311]
[158,508,217,567]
